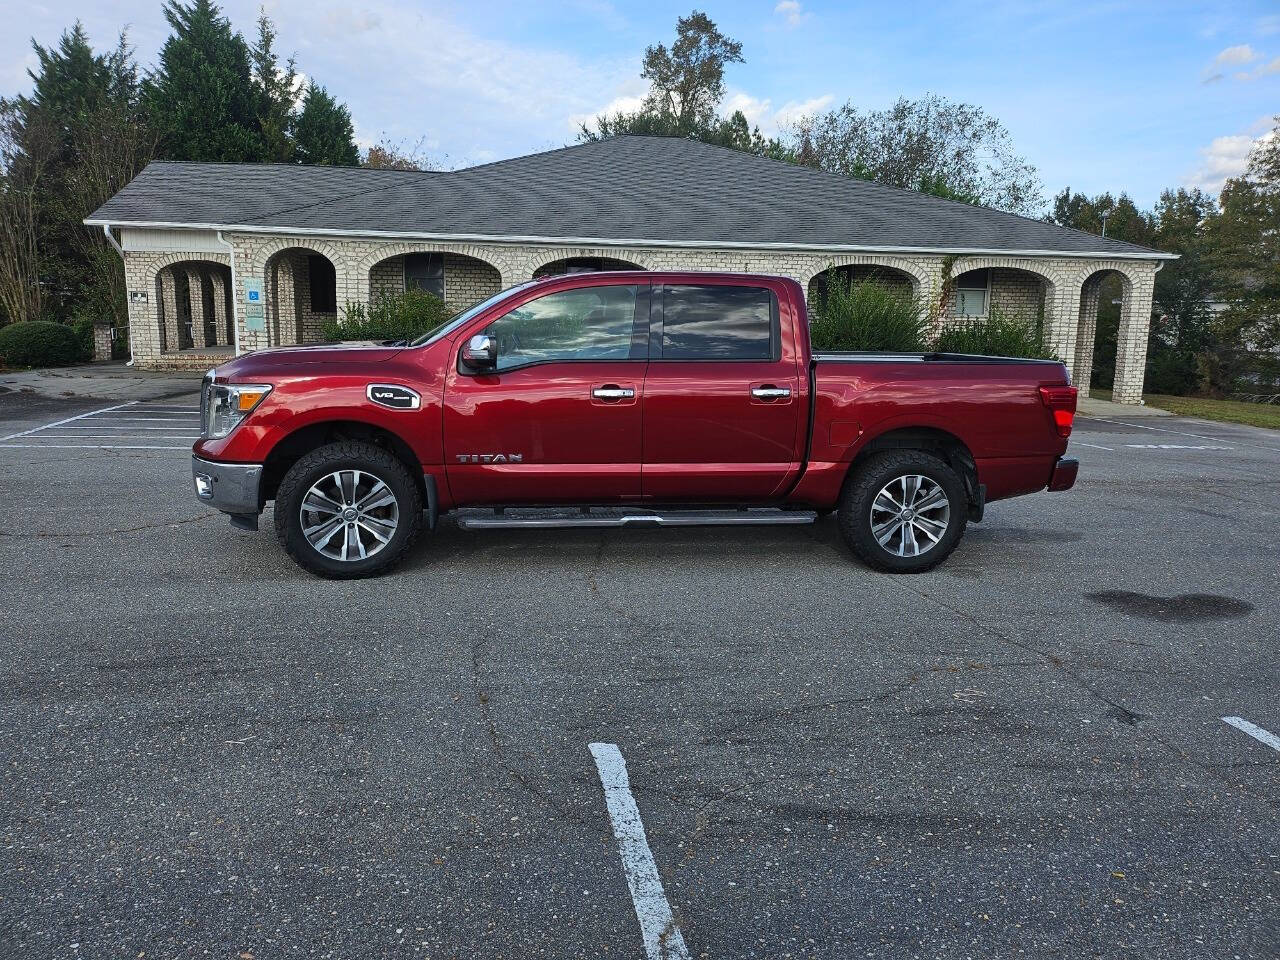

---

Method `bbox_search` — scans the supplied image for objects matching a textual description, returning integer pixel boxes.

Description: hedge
[0,321,85,368]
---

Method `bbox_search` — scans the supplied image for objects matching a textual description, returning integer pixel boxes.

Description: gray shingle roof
[87,136,1168,259]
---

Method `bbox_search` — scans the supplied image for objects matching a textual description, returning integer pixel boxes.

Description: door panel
[444,362,645,504]
[642,361,801,500]
[642,283,803,501]
[443,281,649,505]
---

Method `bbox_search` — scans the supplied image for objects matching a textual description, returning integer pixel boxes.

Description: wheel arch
[845,426,982,514]
[260,419,426,504]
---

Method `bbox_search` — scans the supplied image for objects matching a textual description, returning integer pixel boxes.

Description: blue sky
[4,0,1278,209]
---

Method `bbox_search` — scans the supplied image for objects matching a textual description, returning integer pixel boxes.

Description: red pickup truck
[193,271,1078,578]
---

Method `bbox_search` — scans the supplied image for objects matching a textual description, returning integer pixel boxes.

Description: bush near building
[0,321,85,368]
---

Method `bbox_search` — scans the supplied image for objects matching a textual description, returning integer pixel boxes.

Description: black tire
[274,440,422,579]
[838,450,968,573]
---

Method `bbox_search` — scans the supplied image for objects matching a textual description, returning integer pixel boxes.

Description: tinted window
[308,255,336,313]
[661,285,775,360]
[406,252,445,298]
[486,285,640,371]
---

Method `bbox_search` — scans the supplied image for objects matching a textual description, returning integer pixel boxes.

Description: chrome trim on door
[592,387,636,399]
[751,386,791,399]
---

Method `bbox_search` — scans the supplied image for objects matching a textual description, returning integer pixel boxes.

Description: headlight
[201,382,272,439]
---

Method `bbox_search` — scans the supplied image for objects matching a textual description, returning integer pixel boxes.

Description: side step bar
[455,508,817,530]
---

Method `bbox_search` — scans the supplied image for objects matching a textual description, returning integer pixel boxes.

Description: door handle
[751,386,791,400]
[592,386,635,400]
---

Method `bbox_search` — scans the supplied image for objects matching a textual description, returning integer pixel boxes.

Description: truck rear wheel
[274,441,422,579]
[838,450,967,573]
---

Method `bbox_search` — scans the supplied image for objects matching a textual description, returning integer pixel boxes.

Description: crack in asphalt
[0,512,216,539]
[908,586,1280,811]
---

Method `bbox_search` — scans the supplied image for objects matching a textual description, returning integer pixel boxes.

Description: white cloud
[1212,44,1259,66]
[1232,56,1280,81]
[722,91,832,136]
[566,87,648,131]
[774,1,809,28]
[1184,121,1275,193]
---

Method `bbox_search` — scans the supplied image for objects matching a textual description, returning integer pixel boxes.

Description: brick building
[86,136,1174,402]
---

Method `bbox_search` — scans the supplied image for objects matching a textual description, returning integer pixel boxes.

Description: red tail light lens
[1039,385,1078,438]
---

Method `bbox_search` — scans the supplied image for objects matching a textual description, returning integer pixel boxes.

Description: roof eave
[82,217,1178,261]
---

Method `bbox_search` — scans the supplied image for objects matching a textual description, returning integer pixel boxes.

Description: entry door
[443,282,649,505]
[642,283,803,501]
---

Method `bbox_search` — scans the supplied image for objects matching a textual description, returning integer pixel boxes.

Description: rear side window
[660,284,777,360]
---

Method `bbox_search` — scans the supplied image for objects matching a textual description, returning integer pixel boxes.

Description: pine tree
[145,0,262,162]
[293,83,358,166]
[251,11,297,163]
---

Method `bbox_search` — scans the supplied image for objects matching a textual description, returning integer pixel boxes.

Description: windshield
[409,281,539,347]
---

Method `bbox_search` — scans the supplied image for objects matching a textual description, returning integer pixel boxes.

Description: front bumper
[1047,456,1079,492]
[192,455,263,520]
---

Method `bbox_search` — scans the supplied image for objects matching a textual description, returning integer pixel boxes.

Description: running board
[455,508,817,530]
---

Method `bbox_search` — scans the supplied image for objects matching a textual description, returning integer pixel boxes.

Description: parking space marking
[0,401,138,442]
[1222,716,1280,752]
[0,401,199,451]
[589,743,690,960]
[1071,441,1115,451]
[1125,443,1233,450]
[1082,415,1280,453]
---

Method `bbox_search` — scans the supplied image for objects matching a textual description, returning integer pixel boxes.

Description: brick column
[1113,267,1157,405]
[1073,278,1101,398]
[185,267,210,346]
[208,268,229,346]
[1043,272,1085,371]
[159,268,180,352]
[92,323,113,361]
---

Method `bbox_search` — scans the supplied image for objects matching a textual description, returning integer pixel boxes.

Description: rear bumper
[192,455,262,517]
[1047,456,1079,492]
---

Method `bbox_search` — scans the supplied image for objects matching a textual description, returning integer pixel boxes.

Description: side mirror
[461,333,497,371]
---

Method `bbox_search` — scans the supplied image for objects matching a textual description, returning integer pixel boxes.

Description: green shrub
[0,321,84,368]
[322,289,453,342]
[71,315,96,362]
[808,278,929,352]
[933,308,1058,360]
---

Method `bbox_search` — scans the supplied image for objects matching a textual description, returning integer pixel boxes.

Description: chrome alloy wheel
[299,469,400,562]
[868,474,951,558]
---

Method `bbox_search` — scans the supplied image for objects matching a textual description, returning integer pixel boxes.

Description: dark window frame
[405,252,446,299]
[649,283,781,362]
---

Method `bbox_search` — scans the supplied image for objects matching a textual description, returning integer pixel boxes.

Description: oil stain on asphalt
[1087,590,1254,623]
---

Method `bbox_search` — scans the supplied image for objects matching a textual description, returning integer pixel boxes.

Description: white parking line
[0,401,137,442]
[1222,716,1280,752]
[589,743,690,960]
[0,401,199,452]
[1082,416,1280,453]
[1071,441,1114,451]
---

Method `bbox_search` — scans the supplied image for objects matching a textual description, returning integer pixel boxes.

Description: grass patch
[1090,388,1280,431]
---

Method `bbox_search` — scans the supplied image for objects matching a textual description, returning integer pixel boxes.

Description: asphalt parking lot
[1,390,1277,959]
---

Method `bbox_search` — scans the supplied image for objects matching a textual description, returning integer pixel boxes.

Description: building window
[308,255,336,313]
[405,253,445,299]
[953,268,990,317]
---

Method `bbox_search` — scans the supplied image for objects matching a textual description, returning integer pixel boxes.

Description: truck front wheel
[839,451,968,573]
[274,441,422,579]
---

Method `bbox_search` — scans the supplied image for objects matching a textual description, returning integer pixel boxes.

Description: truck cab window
[485,285,640,371]
[660,285,776,360]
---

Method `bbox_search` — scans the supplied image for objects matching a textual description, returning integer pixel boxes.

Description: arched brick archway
[797,256,933,299]
[942,257,1083,361]
[362,247,504,310]
[533,255,646,278]
[805,262,921,308]
[151,257,233,353]
[1074,263,1145,399]
[523,247,660,278]
[264,246,339,346]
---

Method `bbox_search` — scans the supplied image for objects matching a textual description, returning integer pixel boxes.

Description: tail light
[1039,385,1078,438]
